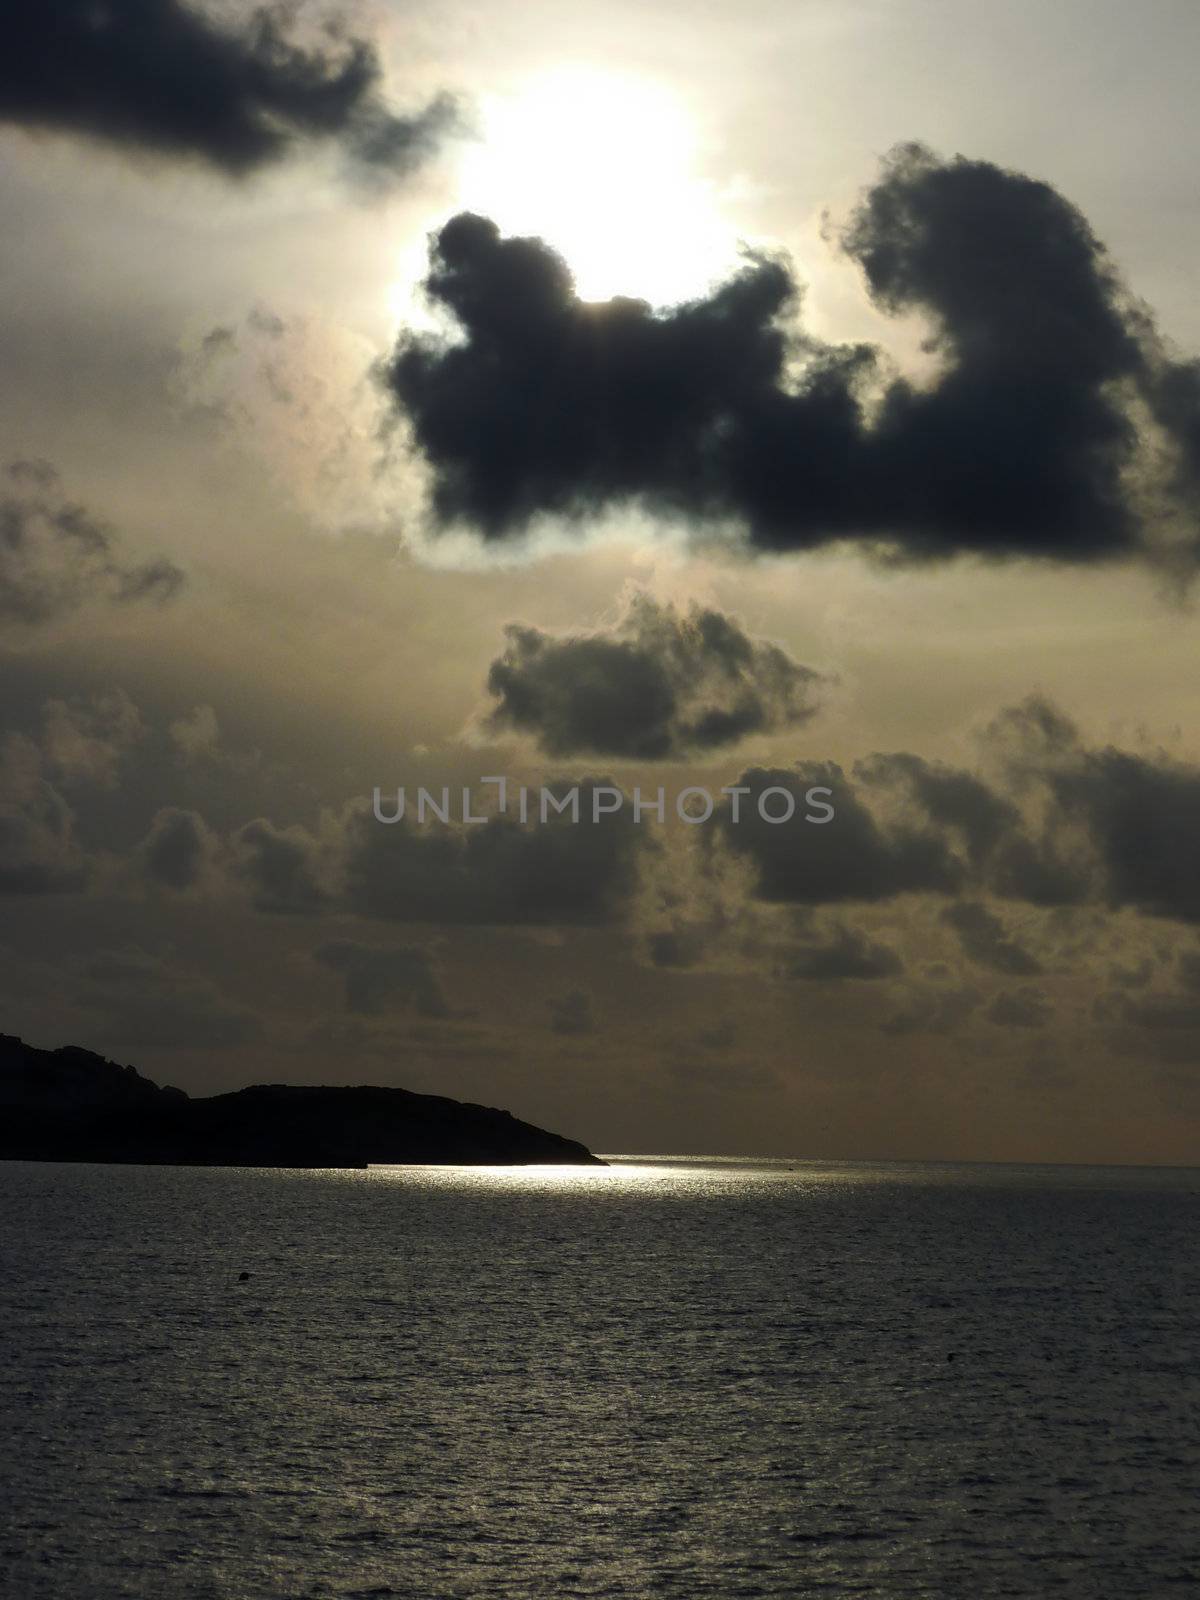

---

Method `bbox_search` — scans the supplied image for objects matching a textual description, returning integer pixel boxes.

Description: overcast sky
[3,0,1200,1162]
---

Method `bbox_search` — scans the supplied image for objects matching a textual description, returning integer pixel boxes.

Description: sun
[455,65,741,308]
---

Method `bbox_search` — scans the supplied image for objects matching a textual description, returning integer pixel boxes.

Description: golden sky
[3,0,1200,1162]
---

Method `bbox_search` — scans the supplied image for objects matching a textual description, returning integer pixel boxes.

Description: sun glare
[456,66,741,307]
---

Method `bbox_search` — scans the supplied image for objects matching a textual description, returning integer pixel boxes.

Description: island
[0,1033,604,1168]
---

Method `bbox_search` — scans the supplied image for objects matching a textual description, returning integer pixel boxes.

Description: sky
[3,0,1200,1163]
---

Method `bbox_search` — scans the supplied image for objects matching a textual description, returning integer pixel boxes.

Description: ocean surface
[1,1156,1198,1599]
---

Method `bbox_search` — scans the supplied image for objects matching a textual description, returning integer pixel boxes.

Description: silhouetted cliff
[0,1034,604,1167]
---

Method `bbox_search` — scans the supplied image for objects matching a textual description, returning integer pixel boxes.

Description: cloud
[314,940,451,1017]
[985,829,1095,910]
[707,703,1200,934]
[694,1021,737,1052]
[779,923,903,981]
[986,987,1052,1029]
[547,988,596,1035]
[916,704,1090,909]
[1,460,185,624]
[0,0,458,181]
[1099,947,1200,1068]
[0,732,86,893]
[173,307,406,530]
[1109,956,1156,991]
[234,817,330,914]
[169,704,220,764]
[718,763,962,905]
[139,806,219,890]
[1115,992,1200,1032]
[940,900,1042,976]
[837,142,1146,561]
[77,947,261,1049]
[0,690,143,895]
[384,146,1200,569]
[647,926,708,969]
[1147,355,1200,549]
[342,780,646,926]
[981,693,1083,762]
[221,783,649,927]
[39,689,143,789]
[384,210,810,540]
[665,1052,779,1095]
[851,713,1173,918]
[941,701,1200,922]
[484,594,826,759]
[1041,747,1200,924]
[855,751,1019,865]
[882,981,981,1037]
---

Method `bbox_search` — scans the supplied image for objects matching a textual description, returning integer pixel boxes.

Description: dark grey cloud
[982,694,1082,763]
[710,704,1200,931]
[225,784,645,927]
[779,923,903,981]
[694,1021,736,1052]
[718,763,962,905]
[139,806,217,890]
[314,940,450,1018]
[986,830,1095,910]
[665,1053,779,1096]
[857,723,1100,912]
[837,143,1147,561]
[0,734,86,893]
[1109,956,1156,991]
[234,817,329,914]
[0,691,145,895]
[0,671,652,930]
[1114,992,1200,1032]
[1041,748,1200,924]
[0,0,457,180]
[38,689,144,790]
[343,780,645,926]
[1098,950,1200,1072]
[857,742,1094,908]
[1097,972,1200,1077]
[986,987,1052,1029]
[168,705,220,765]
[856,752,1019,865]
[1,461,184,624]
[385,146,1200,568]
[964,701,1200,922]
[647,927,706,969]
[940,900,1042,976]
[486,595,825,759]
[77,947,260,1049]
[548,988,596,1036]
[385,210,836,542]
[1146,355,1200,552]
[882,981,981,1037]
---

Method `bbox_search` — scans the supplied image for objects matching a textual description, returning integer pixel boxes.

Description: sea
[1,1156,1198,1599]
